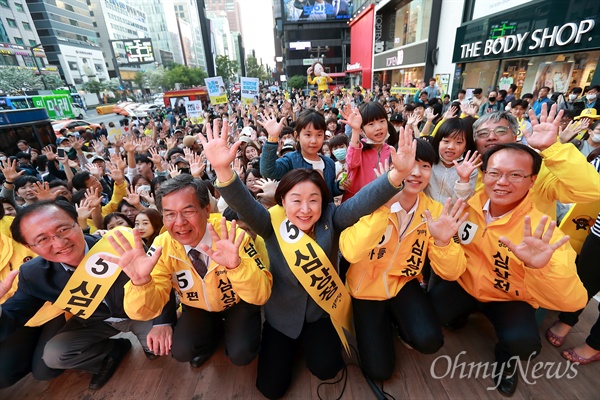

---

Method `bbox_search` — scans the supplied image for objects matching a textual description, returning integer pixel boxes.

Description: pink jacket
[343,141,392,202]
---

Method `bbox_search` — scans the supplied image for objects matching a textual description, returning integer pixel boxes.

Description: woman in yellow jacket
[340,139,469,381]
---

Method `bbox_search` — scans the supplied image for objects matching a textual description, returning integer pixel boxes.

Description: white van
[71,103,86,119]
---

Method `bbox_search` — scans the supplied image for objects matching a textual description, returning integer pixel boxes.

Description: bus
[0,93,76,119]
[163,87,209,110]
[0,108,57,156]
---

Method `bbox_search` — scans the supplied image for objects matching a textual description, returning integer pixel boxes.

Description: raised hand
[373,159,391,178]
[104,228,163,286]
[465,104,478,117]
[42,145,56,161]
[425,107,438,121]
[454,150,482,182]
[255,178,278,199]
[525,103,563,151]
[0,270,19,300]
[559,118,589,144]
[75,198,94,220]
[197,121,240,173]
[85,186,102,209]
[425,198,469,246]
[256,110,285,140]
[32,181,52,201]
[124,186,141,207]
[84,163,102,179]
[388,127,417,185]
[0,158,25,182]
[339,103,362,130]
[198,218,245,270]
[499,215,570,269]
[106,161,124,183]
[443,106,459,120]
[167,164,181,178]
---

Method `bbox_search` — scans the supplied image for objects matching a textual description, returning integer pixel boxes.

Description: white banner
[205,76,228,105]
[184,100,203,119]
[240,77,259,105]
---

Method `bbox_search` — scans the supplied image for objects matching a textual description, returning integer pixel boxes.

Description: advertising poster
[240,77,259,105]
[532,62,574,95]
[205,76,228,105]
[184,100,203,119]
[32,95,74,119]
[283,0,353,22]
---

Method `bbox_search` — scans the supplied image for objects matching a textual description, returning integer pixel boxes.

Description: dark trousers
[43,318,152,373]
[353,278,443,381]
[558,233,600,350]
[171,300,261,366]
[429,279,541,364]
[0,316,65,388]
[256,318,344,399]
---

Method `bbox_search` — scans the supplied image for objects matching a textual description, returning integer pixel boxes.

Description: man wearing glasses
[0,201,176,390]
[107,174,272,369]
[470,104,600,220]
[429,142,587,397]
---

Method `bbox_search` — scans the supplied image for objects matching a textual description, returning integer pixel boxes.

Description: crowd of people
[1,80,599,398]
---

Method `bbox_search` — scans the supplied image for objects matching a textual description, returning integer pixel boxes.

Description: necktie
[188,249,208,278]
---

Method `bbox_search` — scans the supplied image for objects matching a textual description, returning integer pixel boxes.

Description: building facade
[452,0,600,99]
[173,0,208,70]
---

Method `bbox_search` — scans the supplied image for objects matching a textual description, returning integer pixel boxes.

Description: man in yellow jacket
[471,103,600,220]
[429,142,587,397]
[107,175,273,368]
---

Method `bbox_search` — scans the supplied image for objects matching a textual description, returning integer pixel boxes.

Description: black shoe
[89,338,132,390]
[493,365,519,397]
[144,350,159,360]
[189,354,211,368]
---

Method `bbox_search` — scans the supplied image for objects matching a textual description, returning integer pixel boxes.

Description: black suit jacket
[0,235,176,341]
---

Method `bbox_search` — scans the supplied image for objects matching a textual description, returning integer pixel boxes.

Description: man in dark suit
[0,201,176,390]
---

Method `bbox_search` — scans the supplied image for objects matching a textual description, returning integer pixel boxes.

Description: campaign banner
[240,77,259,105]
[205,76,228,105]
[184,100,203,119]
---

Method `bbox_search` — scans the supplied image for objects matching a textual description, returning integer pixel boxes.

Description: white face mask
[591,133,600,143]
[586,94,597,101]
[568,94,578,101]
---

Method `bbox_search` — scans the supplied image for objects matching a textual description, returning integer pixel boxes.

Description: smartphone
[57,148,66,158]
[339,172,348,185]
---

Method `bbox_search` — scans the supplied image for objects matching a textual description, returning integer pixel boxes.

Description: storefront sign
[373,42,427,70]
[346,62,362,72]
[453,0,600,63]
[374,13,384,53]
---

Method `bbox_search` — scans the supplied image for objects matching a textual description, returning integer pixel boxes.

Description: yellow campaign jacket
[340,193,466,301]
[0,216,14,238]
[476,142,600,220]
[457,190,587,312]
[124,214,273,320]
[0,233,37,303]
[101,180,127,217]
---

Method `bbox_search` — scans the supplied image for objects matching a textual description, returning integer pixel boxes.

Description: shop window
[7,18,17,28]
[15,2,24,12]
[22,55,35,67]
[1,54,18,66]
[393,0,433,48]
[23,22,32,30]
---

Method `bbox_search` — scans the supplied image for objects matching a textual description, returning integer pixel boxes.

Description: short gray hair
[156,175,210,212]
[472,111,519,140]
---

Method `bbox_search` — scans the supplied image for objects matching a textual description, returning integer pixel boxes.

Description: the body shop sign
[453,0,600,63]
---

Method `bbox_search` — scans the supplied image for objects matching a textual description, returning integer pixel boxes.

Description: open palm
[425,198,469,246]
[199,218,245,270]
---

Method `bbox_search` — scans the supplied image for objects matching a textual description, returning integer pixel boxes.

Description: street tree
[0,68,43,94]
[246,56,269,82]
[133,71,145,89]
[41,74,65,90]
[287,75,307,90]
[82,79,106,102]
[216,55,238,84]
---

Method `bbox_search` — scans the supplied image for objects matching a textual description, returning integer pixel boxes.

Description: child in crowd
[425,117,481,205]
[340,102,398,201]
[259,109,348,202]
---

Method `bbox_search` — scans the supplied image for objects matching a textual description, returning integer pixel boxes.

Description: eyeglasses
[163,208,199,222]
[29,222,78,247]
[484,170,533,183]
[475,126,512,138]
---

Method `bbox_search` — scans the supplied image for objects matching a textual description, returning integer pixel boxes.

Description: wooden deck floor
[2,300,598,400]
